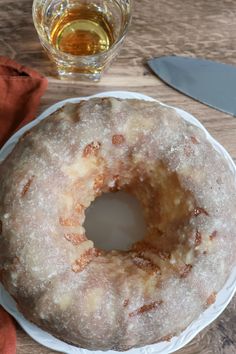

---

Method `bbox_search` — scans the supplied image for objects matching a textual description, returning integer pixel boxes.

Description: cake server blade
[147,56,236,116]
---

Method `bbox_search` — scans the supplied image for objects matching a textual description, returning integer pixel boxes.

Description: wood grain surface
[0,0,236,353]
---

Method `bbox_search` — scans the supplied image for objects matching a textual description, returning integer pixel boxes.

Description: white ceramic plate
[0,91,236,354]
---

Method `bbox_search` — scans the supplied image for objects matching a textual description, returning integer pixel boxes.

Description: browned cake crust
[0,98,236,350]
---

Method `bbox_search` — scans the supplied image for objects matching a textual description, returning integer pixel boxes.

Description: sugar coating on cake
[0,98,236,350]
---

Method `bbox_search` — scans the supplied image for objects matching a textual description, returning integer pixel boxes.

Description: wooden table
[1,0,236,352]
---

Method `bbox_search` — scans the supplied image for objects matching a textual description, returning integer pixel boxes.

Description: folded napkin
[0,307,16,354]
[0,56,48,352]
[0,56,48,147]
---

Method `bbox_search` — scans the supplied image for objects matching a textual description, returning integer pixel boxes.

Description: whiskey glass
[32,0,132,81]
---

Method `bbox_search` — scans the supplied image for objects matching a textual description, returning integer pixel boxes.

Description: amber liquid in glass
[50,4,115,56]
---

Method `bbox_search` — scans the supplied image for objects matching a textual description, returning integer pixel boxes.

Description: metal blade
[148,56,236,116]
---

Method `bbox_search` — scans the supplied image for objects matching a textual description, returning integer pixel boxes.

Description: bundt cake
[0,97,236,350]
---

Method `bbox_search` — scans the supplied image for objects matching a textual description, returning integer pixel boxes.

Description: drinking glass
[32,0,132,81]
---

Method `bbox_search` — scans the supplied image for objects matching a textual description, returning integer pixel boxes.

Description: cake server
[147,56,236,116]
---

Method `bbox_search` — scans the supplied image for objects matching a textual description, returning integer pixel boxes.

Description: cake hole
[84,191,147,251]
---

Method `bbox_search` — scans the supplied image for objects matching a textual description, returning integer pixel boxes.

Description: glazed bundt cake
[0,97,236,350]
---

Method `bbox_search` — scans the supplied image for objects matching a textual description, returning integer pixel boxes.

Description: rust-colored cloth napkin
[0,56,48,147]
[0,56,48,352]
[0,307,16,354]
